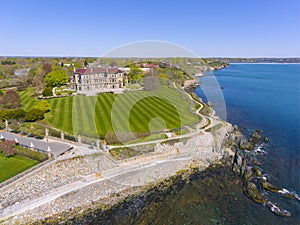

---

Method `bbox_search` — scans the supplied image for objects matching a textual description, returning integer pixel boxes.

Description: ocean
[193,64,300,224]
[197,64,300,191]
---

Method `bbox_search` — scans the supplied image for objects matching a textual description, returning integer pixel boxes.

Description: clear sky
[0,0,299,57]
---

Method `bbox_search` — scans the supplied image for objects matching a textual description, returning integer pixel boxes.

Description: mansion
[70,67,127,95]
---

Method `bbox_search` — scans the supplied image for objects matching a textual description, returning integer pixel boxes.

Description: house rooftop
[75,67,123,75]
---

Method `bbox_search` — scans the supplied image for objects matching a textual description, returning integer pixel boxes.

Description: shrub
[0,109,26,121]
[42,87,53,97]
[48,128,61,138]
[0,120,5,129]
[10,108,26,119]
[0,140,16,157]
[21,124,45,139]
[9,120,21,132]
[0,109,11,120]
[15,146,48,161]
[34,100,51,112]
[25,109,44,122]
[64,133,76,142]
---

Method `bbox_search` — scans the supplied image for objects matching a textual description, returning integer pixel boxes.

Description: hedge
[15,146,48,162]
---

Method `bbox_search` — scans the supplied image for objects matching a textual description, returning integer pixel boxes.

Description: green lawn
[0,152,39,183]
[46,85,198,139]
[19,88,39,110]
[19,85,198,140]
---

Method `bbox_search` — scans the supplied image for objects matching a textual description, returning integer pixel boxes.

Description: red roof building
[72,67,126,95]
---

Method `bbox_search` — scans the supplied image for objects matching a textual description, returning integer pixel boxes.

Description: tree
[28,67,45,93]
[129,65,144,83]
[84,59,89,67]
[16,81,27,91]
[0,109,25,121]
[0,90,21,109]
[42,63,52,75]
[42,87,53,96]
[0,140,16,157]
[9,119,21,132]
[25,109,44,122]
[10,108,26,120]
[44,69,68,87]
[110,61,117,68]
[34,100,51,112]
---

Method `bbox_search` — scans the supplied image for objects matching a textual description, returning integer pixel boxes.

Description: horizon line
[0,55,299,59]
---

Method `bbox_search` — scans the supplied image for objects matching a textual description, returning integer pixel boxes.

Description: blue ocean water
[195,64,300,221]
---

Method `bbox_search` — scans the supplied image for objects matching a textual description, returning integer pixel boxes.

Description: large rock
[248,131,262,145]
[259,180,281,192]
[239,138,254,150]
[253,167,262,177]
[243,166,254,181]
[232,151,243,173]
[244,182,266,204]
[263,137,269,143]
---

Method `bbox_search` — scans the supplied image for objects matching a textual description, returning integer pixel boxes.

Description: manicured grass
[47,96,74,133]
[123,133,168,145]
[0,152,39,183]
[19,88,39,110]
[17,84,197,141]
[45,85,198,139]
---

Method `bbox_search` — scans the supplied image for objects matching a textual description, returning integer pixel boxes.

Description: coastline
[1,65,298,224]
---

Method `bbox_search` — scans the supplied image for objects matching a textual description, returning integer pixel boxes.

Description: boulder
[267,202,291,217]
[243,166,254,181]
[259,180,281,192]
[244,182,266,203]
[263,137,269,143]
[248,131,262,145]
[253,167,262,177]
[239,138,254,150]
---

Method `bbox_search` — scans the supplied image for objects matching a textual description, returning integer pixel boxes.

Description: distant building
[14,68,30,77]
[141,63,160,69]
[71,67,127,95]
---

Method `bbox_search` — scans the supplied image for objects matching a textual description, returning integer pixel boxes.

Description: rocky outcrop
[225,127,297,217]
[243,182,266,203]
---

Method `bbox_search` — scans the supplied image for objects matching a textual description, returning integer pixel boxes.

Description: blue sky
[0,0,299,57]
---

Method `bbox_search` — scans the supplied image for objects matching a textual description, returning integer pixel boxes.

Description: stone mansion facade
[70,67,127,95]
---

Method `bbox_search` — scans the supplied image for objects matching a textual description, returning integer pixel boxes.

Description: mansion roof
[75,68,124,75]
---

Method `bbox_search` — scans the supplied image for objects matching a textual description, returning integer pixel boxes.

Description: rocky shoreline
[226,127,299,217]
[0,123,230,224]
[37,126,299,224]
[1,122,298,224]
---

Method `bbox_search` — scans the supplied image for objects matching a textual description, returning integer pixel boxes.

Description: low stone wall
[0,157,55,190]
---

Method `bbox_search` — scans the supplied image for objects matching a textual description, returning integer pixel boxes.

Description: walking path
[0,154,196,221]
